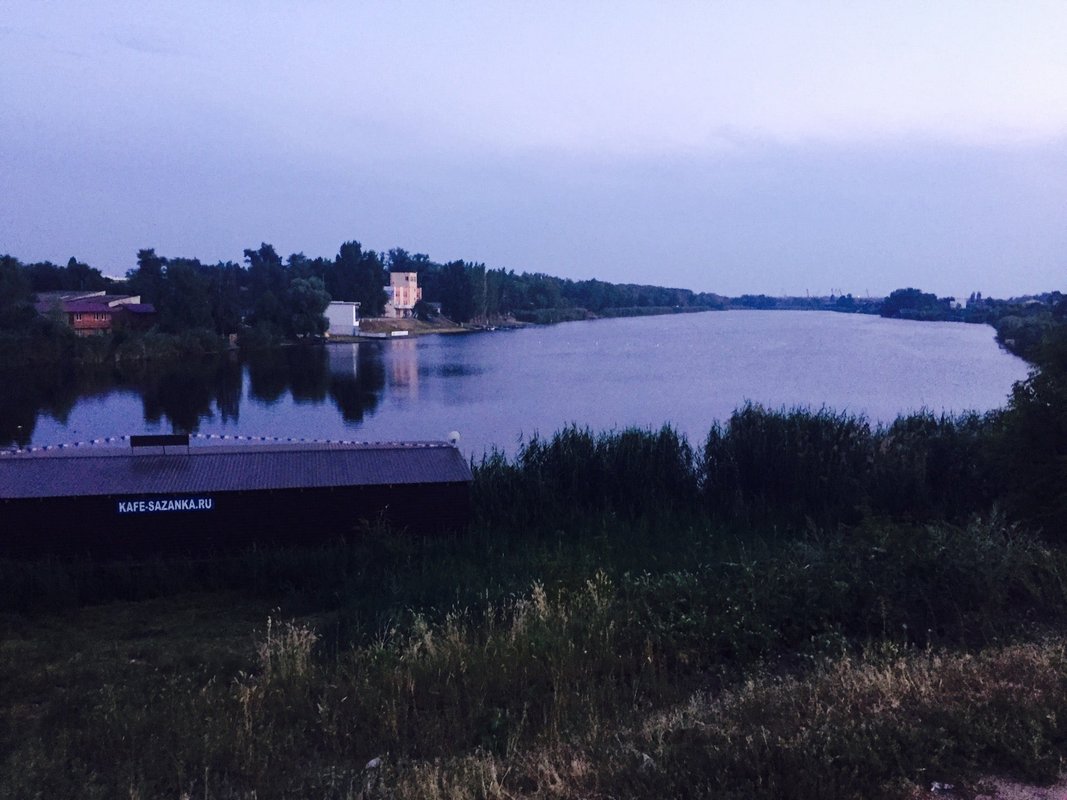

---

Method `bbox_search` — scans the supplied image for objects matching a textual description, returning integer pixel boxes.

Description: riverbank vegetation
[0,244,728,368]
[2,329,1067,797]
[4,244,1065,372]
[743,285,1067,362]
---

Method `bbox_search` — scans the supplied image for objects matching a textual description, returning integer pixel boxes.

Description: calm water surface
[2,311,1030,457]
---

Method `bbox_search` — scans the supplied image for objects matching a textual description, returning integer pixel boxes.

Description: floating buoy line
[0,433,454,456]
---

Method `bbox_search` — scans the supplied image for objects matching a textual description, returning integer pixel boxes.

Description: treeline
[723,286,1067,362]
[389,249,724,323]
[1,243,724,345]
[873,287,1067,361]
[125,243,726,331]
[6,244,1064,366]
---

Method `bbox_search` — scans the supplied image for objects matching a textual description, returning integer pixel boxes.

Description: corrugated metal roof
[0,442,472,499]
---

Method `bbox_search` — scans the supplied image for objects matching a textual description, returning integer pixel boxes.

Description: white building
[325,301,360,336]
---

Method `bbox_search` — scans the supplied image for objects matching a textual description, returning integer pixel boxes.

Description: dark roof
[0,442,472,499]
[62,299,116,313]
[33,295,154,315]
[34,291,104,302]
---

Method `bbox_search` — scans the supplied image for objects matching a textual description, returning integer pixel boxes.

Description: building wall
[325,301,360,336]
[0,482,471,556]
[70,310,114,335]
[386,272,423,318]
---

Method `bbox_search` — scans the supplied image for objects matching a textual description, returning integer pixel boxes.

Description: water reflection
[0,343,390,446]
[0,365,86,446]
[386,339,420,399]
[140,355,243,432]
[327,343,387,422]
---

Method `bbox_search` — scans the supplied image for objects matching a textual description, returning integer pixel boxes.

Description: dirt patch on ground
[976,780,1067,800]
[915,778,1067,799]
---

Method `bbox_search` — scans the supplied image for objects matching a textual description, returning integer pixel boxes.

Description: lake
[0,311,1031,457]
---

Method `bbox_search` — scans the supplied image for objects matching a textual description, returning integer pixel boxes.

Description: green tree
[440,260,474,322]
[128,249,166,305]
[157,259,214,333]
[286,277,331,337]
[206,261,243,336]
[329,241,386,317]
[23,261,67,292]
[63,257,108,291]
[0,255,34,330]
[880,288,952,320]
[244,243,289,333]
[999,327,1067,534]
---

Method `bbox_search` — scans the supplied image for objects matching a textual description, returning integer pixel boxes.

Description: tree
[286,277,331,337]
[244,243,289,333]
[23,261,67,292]
[128,249,166,305]
[63,257,108,291]
[439,260,474,322]
[206,261,243,336]
[999,326,1067,535]
[330,241,386,317]
[880,288,947,320]
[157,259,213,333]
[412,299,434,321]
[0,255,34,330]
[387,248,415,273]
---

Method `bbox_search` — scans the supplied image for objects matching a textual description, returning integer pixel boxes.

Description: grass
[380,640,1067,800]
[2,415,1067,797]
[3,514,1067,797]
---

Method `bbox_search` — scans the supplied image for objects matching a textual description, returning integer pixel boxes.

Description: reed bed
[474,406,1003,531]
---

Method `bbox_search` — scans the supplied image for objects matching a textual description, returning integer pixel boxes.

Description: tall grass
[442,641,1067,800]
[471,408,1003,533]
[5,514,1067,798]
[702,404,999,527]
[474,424,698,527]
[702,405,873,525]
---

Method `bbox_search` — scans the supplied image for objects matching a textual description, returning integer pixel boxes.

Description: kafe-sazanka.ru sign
[117,498,214,514]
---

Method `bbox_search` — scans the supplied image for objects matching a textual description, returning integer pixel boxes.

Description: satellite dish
[448,431,461,447]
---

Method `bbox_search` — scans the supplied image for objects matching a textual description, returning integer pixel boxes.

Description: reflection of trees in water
[246,343,387,422]
[327,343,386,422]
[0,344,389,446]
[287,347,330,403]
[245,344,386,421]
[0,365,85,446]
[132,354,243,433]
[246,346,331,404]
[214,355,243,422]
[0,355,246,446]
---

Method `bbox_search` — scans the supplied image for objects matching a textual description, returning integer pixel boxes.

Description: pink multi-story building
[383,271,422,318]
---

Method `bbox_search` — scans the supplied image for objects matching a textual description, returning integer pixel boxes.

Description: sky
[2,1,1066,298]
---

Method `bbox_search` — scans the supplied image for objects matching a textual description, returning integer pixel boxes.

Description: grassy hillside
[3,346,1067,798]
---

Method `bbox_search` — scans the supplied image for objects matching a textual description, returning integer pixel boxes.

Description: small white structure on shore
[325,301,360,336]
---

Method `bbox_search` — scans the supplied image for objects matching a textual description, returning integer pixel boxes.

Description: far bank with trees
[2,241,1063,367]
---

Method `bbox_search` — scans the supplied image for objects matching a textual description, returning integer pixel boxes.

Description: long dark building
[0,437,472,556]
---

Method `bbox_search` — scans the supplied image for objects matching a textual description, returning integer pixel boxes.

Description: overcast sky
[2,1,1065,297]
